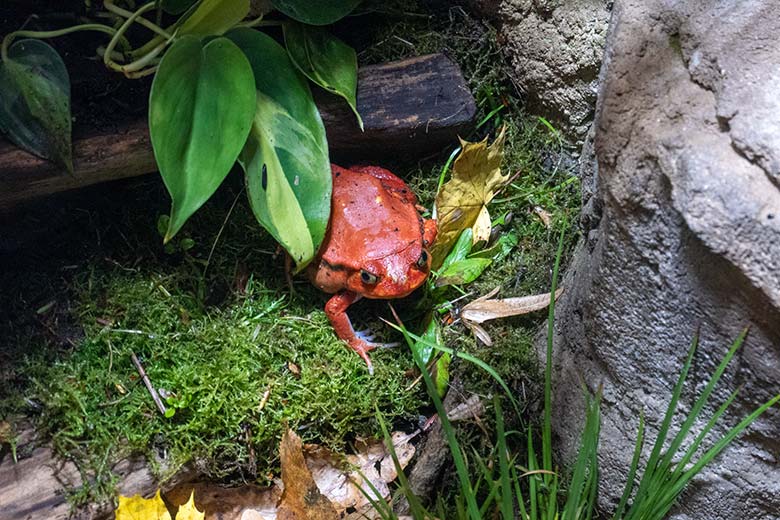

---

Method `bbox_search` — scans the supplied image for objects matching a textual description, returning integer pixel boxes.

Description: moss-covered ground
[0,1,581,508]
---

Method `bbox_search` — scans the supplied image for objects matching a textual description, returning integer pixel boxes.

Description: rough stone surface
[477,0,611,142]
[549,0,780,518]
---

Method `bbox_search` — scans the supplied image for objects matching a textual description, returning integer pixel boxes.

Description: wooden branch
[130,352,167,416]
[0,53,476,209]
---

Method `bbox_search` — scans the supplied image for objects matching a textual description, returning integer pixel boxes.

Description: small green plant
[0,0,363,269]
[372,231,779,519]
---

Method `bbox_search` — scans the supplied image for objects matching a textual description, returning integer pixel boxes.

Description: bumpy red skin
[307,164,438,373]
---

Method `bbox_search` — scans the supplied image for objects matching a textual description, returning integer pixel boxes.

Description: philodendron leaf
[284,21,362,129]
[227,28,331,271]
[149,35,255,242]
[0,39,72,173]
[272,0,361,25]
[178,0,250,36]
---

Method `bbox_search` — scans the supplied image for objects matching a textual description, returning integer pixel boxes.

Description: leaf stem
[236,16,278,28]
[104,0,172,39]
[103,1,175,76]
[1,24,123,63]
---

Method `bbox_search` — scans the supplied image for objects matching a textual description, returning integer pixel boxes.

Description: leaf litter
[117,428,415,519]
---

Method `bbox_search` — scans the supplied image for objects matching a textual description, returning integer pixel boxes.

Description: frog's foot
[355,329,401,348]
[326,291,392,375]
[349,332,400,376]
[348,338,376,376]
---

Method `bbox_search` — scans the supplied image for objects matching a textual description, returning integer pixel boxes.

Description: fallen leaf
[0,421,11,444]
[447,394,485,422]
[278,429,339,520]
[287,361,301,377]
[461,287,564,325]
[533,206,553,228]
[165,483,279,520]
[431,126,507,268]
[472,206,492,244]
[175,491,206,520]
[467,322,494,346]
[158,430,416,520]
[304,431,416,518]
[116,490,172,520]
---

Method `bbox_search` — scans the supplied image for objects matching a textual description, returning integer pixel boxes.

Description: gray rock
[476,0,611,142]
[549,0,780,518]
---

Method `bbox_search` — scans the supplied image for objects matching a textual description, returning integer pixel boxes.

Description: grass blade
[543,229,565,474]
[624,331,700,519]
[354,467,396,519]
[390,316,481,519]
[495,396,515,519]
[512,464,529,520]
[654,330,748,477]
[666,387,740,485]
[612,411,645,519]
[649,394,780,519]
[528,428,539,520]
[562,390,601,520]
[384,319,521,415]
[375,408,429,519]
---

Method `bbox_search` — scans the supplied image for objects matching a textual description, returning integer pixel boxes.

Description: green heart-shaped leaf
[227,28,331,271]
[0,39,72,173]
[149,35,256,242]
[179,0,250,36]
[284,21,362,130]
[271,0,361,25]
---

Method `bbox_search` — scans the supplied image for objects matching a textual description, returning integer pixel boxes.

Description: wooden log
[0,54,476,209]
[0,424,197,519]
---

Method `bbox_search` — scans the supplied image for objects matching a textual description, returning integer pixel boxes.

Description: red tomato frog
[307,164,437,374]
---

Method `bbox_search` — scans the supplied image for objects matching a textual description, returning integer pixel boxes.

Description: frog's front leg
[423,218,438,247]
[325,291,388,375]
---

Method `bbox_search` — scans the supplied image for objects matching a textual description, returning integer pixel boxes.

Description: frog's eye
[360,270,379,284]
[416,250,429,269]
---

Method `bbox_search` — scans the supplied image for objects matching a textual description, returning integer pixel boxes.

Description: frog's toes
[376,341,401,349]
[355,329,376,342]
[355,329,400,349]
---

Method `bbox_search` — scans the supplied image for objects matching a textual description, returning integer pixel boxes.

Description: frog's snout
[388,272,407,285]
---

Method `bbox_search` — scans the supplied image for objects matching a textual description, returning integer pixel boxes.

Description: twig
[258,384,272,412]
[130,352,167,416]
[203,186,244,279]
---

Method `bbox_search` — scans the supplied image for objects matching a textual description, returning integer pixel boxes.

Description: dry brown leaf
[165,483,280,520]
[0,421,12,445]
[461,287,564,325]
[446,394,485,422]
[304,431,416,519]
[278,429,339,520]
[161,430,416,520]
[287,362,301,377]
[431,126,507,267]
[467,322,494,346]
[533,206,553,228]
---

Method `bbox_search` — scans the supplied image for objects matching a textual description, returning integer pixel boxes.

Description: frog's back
[320,165,425,269]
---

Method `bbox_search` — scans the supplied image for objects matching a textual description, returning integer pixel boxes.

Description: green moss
[3,198,420,504]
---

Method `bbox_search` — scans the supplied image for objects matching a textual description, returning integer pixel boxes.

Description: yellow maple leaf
[115,489,204,520]
[115,490,171,520]
[175,491,205,520]
[432,126,507,268]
